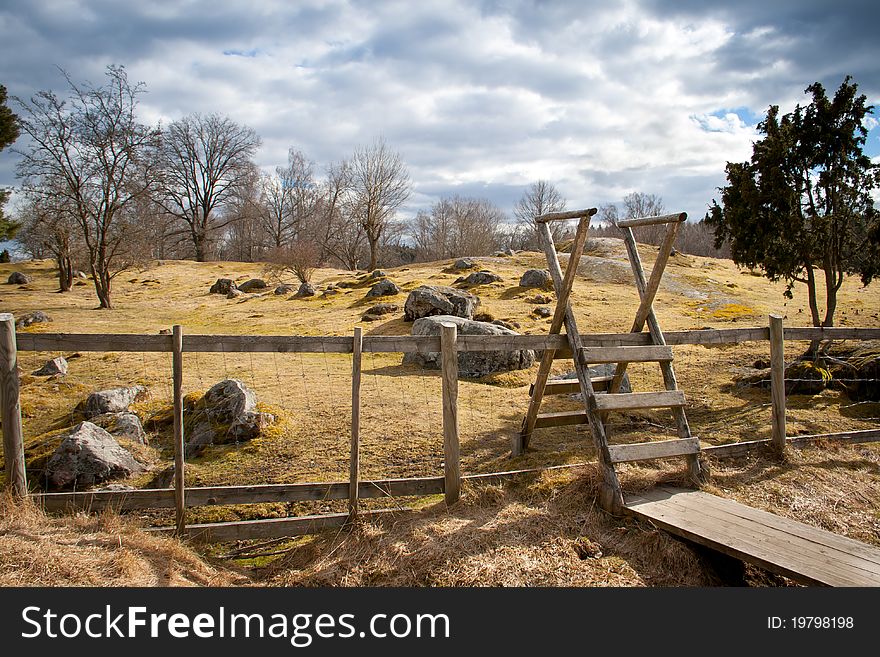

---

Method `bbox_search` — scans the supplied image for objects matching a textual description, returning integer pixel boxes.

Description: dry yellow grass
[0,242,878,586]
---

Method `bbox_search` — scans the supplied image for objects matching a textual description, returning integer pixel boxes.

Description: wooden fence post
[349,326,363,519]
[0,313,27,498]
[172,325,186,535]
[769,314,786,454]
[440,322,461,505]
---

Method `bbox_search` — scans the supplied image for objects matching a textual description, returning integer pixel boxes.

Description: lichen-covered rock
[45,422,144,490]
[33,356,68,376]
[369,269,387,279]
[528,294,554,305]
[366,279,400,298]
[452,258,475,270]
[458,270,502,286]
[297,281,316,297]
[238,278,268,293]
[7,272,30,284]
[210,278,237,295]
[15,311,52,329]
[274,284,295,295]
[226,412,276,442]
[519,269,552,288]
[365,303,398,316]
[533,306,552,317]
[402,315,535,377]
[90,412,147,444]
[227,288,243,298]
[83,385,147,418]
[184,379,273,457]
[404,285,479,321]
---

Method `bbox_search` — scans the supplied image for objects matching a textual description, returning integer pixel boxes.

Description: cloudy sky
[1,0,878,224]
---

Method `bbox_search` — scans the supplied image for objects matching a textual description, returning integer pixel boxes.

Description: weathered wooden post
[440,322,461,505]
[349,326,363,519]
[172,324,186,535]
[0,313,27,498]
[769,315,786,454]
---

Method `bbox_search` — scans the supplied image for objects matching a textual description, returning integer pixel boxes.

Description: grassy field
[0,239,878,586]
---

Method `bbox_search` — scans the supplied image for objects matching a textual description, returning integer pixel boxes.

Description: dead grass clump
[0,494,244,587]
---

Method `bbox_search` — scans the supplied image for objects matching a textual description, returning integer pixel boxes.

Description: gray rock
[15,311,52,329]
[402,315,535,377]
[453,258,475,270]
[361,313,381,322]
[492,319,519,330]
[492,251,508,257]
[533,306,552,317]
[528,294,554,304]
[404,285,480,321]
[227,288,243,298]
[364,302,399,316]
[184,379,270,457]
[366,279,400,298]
[238,278,268,293]
[519,269,552,288]
[274,284,295,295]
[297,281,316,297]
[33,356,68,376]
[369,269,387,279]
[459,270,502,286]
[45,422,145,490]
[90,412,147,444]
[83,385,147,418]
[7,271,30,284]
[209,278,237,295]
[74,270,88,279]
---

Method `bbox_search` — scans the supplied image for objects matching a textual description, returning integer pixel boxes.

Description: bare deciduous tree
[411,196,505,261]
[349,138,411,271]
[15,65,159,308]
[15,187,79,291]
[156,112,261,261]
[514,180,568,249]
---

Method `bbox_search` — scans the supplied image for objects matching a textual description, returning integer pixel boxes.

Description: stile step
[530,376,612,396]
[592,390,685,412]
[579,345,673,364]
[608,437,700,463]
[534,410,589,428]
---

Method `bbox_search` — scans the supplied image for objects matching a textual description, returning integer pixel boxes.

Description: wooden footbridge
[519,208,880,587]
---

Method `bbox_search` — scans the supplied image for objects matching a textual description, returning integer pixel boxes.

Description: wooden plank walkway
[624,487,880,587]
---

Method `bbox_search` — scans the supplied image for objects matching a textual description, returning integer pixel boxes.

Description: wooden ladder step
[530,376,612,396]
[534,410,589,428]
[580,345,673,364]
[592,390,685,411]
[608,437,700,463]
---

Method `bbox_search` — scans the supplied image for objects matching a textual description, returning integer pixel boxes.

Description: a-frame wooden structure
[516,209,702,513]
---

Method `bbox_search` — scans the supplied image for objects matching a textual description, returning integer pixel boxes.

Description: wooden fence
[1,312,879,542]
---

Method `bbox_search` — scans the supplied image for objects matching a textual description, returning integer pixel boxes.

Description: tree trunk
[91,265,113,309]
[367,235,379,271]
[57,256,73,292]
[804,266,822,357]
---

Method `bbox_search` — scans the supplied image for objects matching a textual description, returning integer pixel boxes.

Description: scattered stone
[403,315,535,377]
[238,278,268,293]
[533,306,552,317]
[361,313,381,322]
[365,302,399,316]
[297,281,316,297]
[336,281,356,289]
[366,279,400,297]
[74,270,88,279]
[528,294,554,305]
[83,385,147,418]
[209,278,237,295]
[184,379,274,457]
[492,319,519,330]
[473,312,495,322]
[45,422,145,490]
[369,269,387,279]
[7,272,30,284]
[492,251,508,257]
[274,284,295,295]
[325,283,338,291]
[404,285,480,321]
[227,288,243,299]
[459,271,502,286]
[519,269,552,289]
[15,311,52,330]
[90,412,147,444]
[321,288,340,297]
[33,356,68,376]
[452,258,475,270]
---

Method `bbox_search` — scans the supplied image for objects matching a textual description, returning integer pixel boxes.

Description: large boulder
[184,379,274,457]
[297,281,316,297]
[238,278,268,293]
[83,385,147,418]
[402,315,535,377]
[15,311,52,329]
[519,269,552,289]
[209,278,237,295]
[45,422,145,490]
[33,356,68,376]
[404,285,479,321]
[7,272,30,285]
[366,279,400,298]
[90,412,147,444]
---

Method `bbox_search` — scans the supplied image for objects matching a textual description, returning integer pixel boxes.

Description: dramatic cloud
[1,0,878,224]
